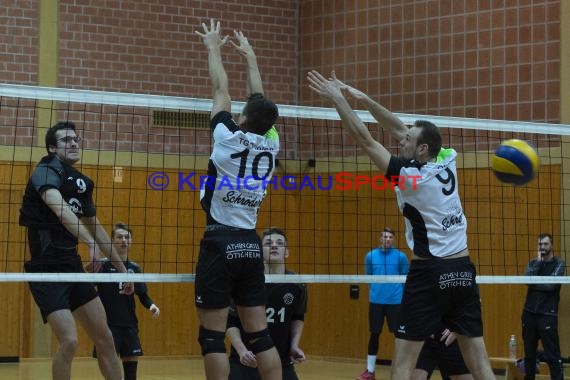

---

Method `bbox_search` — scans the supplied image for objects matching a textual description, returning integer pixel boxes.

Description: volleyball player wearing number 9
[194,19,282,380]
[307,70,496,380]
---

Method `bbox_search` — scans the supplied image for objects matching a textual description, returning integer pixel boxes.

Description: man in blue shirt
[358,227,409,380]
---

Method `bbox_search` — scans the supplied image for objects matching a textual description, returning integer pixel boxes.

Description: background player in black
[88,222,160,380]
[195,20,281,380]
[227,227,307,380]
[19,121,133,380]
[412,327,473,380]
[522,233,565,380]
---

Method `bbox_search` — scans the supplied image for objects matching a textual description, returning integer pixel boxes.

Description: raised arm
[231,30,263,95]
[196,19,231,117]
[307,70,392,173]
[332,73,408,141]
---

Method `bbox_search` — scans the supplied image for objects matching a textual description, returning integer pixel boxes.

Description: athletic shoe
[357,369,375,380]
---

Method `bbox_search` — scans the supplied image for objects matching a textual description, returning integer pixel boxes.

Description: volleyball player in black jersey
[19,121,133,380]
[91,222,160,380]
[195,20,281,380]
[227,227,307,380]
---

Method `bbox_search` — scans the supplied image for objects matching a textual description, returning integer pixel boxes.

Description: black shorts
[416,338,470,377]
[95,326,142,358]
[195,229,266,309]
[24,257,98,323]
[229,356,298,380]
[369,303,401,333]
[395,257,483,341]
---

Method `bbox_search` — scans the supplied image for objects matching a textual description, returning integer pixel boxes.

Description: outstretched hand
[230,30,254,58]
[195,19,229,49]
[307,70,343,100]
[330,71,367,100]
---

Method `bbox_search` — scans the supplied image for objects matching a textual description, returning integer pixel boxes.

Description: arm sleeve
[136,291,154,309]
[82,190,97,218]
[133,264,154,308]
[386,156,405,177]
[365,252,372,275]
[527,259,565,291]
[30,164,61,194]
[536,260,565,291]
[210,111,238,132]
[525,260,538,276]
[400,252,409,275]
[291,283,308,322]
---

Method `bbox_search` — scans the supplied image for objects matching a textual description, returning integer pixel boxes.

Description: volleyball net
[0,83,569,284]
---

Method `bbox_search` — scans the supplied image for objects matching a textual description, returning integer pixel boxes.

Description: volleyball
[491,139,539,186]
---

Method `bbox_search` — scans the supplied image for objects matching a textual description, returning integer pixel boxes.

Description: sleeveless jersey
[200,111,279,230]
[385,148,467,258]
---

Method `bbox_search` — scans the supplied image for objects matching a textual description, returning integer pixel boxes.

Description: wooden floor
[0,356,509,379]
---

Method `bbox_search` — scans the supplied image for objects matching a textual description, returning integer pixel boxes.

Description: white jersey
[386,148,467,258]
[200,111,279,230]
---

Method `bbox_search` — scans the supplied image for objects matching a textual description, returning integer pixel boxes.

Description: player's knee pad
[243,329,274,354]
[198,326,226,356]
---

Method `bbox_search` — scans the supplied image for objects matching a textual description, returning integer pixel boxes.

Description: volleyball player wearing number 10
[307,70,495,380]
[194,19,282,380]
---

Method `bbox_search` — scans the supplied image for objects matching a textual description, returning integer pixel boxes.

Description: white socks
[367,355,376,373]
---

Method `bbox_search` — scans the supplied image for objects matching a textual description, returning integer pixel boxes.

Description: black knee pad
[243,329,274,354]
[198,326,226,356]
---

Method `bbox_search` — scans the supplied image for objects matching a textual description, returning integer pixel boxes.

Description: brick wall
[0,1,39,147]
[0,1,562,156]
[299,0,560,122]
[57,0,299,103]
[56,0,299,154]
[0,1,39,84]
[298,0,561,159]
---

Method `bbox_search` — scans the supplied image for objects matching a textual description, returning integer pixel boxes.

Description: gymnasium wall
[299,1,561,123]
[0,161,563,359]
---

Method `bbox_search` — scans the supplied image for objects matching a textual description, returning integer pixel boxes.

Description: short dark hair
[112,222,132,238]
[45,121,76,154]
[382,227,394,235]
[242,93,279,135]
[538,233,553,244]
[261,226,287,245]
[414,120,442,158]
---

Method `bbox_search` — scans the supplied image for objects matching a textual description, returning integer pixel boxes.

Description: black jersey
[20,155,96,257]
[229,271,307,366]
[96,259,154,327]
